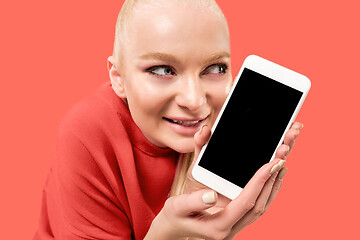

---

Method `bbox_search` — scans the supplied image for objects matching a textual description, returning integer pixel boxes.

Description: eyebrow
[140,52,178,63]
[204,51,231,64]
[139,51,230,64]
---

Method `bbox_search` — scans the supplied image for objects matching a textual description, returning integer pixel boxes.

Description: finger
[194,125,211,159]
[187,125,211,181]
[169,189,218,217]
[284,122,303,145]
[265,167,287,210]
[240,170,281,226]
[229,172,280,232]
[223,167,288,240]
[219,160,281,227]
[275,144,290,160]
[291,121,303,130]
[283,128,300,150]
[223,167,287,239]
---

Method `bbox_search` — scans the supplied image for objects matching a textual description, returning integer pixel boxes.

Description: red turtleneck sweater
[34,83,179,240]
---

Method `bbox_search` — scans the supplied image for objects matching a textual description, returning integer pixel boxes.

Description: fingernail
[199,124,208,135]
[278,167,288,180]
[270,160,286,175]
[296,124,304,131]
[202,191,216,205]
[286,145,290,152]
[270,164,281,175]
[277,160,286,168]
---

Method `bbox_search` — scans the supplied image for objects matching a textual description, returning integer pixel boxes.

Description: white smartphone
[192,55,311,200]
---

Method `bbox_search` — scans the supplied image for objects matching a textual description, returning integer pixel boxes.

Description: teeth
[172,119,200,126]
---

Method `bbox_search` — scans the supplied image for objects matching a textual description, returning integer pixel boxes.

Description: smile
[163,116,208,135]
[165,118,203,126]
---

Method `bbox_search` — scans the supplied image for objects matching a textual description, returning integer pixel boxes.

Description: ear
[107,56,126,98]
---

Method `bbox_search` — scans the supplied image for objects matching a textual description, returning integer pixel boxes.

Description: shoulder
[55,83,133,167]
[55,83,132,180]
[59,83,126,141]
[48,86,132,238]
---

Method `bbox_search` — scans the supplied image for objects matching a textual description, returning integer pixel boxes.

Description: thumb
[170,189,218,216]
[194,125,211,161]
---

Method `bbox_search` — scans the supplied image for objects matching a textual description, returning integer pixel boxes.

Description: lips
[163,116,208,135]
[163,117,204,127]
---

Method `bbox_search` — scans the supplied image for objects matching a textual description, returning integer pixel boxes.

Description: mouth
[163,117,204,126]
[163,116,208,135]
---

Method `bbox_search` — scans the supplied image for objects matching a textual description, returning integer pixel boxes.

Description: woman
[34,0,302,239]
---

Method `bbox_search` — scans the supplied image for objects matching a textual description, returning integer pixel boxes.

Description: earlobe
[107,56,126,98]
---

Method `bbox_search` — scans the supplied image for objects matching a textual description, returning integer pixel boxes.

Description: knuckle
[269,174,277,184]
[258,170,271,184]
[244,201,256,211]
[274,179,283,191]
[204,223,231,240]
[163,198,173,212]
[164,197,180,216]
[209,229,230,240]
[214,232,229,240]
[254,206,266,216]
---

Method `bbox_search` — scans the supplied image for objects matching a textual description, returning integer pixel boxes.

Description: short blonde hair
[111,0,228,67]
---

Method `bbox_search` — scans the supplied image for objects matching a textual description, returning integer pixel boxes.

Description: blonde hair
[169,152,194,196]
[111,0,226,196]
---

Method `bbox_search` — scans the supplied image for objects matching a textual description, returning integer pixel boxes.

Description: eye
[203,63,228,75]
[147,65,176,76]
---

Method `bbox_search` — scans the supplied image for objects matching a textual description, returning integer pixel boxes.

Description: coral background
[1,0,359,239]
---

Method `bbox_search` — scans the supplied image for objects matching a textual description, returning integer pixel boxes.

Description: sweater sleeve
[35,114,133,239]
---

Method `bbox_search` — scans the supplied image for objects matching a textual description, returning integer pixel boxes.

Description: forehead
[125,2,230,60]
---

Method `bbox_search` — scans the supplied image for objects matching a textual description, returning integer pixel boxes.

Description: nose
[175,75,207,112]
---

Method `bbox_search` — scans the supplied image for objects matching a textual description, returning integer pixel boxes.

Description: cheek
[125,77,173,123]
[128,90,161,120]
[127,71,175,100]
[207,80,232,111]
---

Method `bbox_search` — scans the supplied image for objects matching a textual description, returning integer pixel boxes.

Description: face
[112,3,232,153]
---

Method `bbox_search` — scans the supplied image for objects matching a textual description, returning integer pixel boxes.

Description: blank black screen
[199,68,303,188]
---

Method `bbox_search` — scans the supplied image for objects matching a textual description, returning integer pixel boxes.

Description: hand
[184,122,303,212]
[145,122,303,240]
[223,121,303,239]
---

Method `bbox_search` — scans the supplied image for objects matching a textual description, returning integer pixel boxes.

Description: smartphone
[192,55,311,200]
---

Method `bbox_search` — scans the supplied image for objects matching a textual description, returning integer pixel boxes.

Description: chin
[167,138,196,154]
